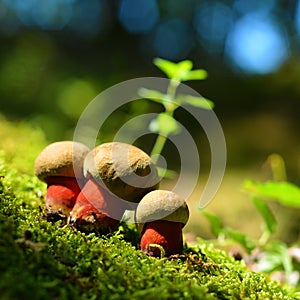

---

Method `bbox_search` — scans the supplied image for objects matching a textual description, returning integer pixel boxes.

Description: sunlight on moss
[0,115,47,174]
[0,119,297,299]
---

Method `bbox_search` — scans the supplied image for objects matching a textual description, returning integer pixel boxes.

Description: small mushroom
[70,142,159,233]
[34,141,90,220]
[135,190,189,257]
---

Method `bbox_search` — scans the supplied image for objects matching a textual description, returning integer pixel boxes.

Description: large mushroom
[70,142,159,233]
[34,141,90,220]
[135,190,189,257]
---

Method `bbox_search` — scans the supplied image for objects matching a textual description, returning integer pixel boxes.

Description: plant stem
[167,79,179,100]
[150,134,167,164]
[267,154,287,181]
[258,230,270,246]
[150,79,179,164]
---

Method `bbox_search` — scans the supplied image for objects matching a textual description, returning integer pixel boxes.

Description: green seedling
[139,58,214,176]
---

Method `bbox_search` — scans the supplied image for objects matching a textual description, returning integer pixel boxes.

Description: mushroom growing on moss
[70,142,159,233]
[34,141,90,221]
[135,190,189,257]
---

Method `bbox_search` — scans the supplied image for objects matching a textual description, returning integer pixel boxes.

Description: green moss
[0,117,297,299]
[0,115,47,174]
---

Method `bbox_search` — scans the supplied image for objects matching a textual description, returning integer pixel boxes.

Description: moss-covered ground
[0,116,297,299]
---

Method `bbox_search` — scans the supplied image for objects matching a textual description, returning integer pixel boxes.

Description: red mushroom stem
[45,176,85,216]
[70,175,129,233]
[140,220,184,257]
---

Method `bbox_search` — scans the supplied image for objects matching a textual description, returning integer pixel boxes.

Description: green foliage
[200,211,223,236]
[201,211,256,253]
[244,180,300,208]
[200,204,300,292]
[0,118,295,299]
[244,174,300,287]
[243,170,300,247]
[201,155,300,291]
[252,197,276,236]
[255,241,293,275]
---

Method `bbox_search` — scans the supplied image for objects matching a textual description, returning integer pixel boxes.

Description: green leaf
[258,242,293,275]
[148,119,159,133]
[200,211,223,236]
[224,228,256,253]
[256,252,282,273]
[153,57,209,84]
[252,197,276,235]
[177,60,193,72]
[244,180,300,208]
[154,58,204,82]
[177,94,214,109]
[149,113,180,136]
[138,88,178,111]
[153,58,179,79]
[180,69,208,81]
[201,211,256,253]
[138,88,168,105]
[176,60,193,81]
[156,166,177,179]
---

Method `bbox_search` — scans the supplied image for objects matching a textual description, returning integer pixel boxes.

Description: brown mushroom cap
[135,190,189,233]
[34,141,90,181]
[84,142,159,202]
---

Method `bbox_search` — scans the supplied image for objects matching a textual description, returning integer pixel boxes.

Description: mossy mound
[0,116,296,299]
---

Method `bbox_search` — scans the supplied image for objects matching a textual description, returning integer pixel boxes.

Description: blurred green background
[0,0,299,241]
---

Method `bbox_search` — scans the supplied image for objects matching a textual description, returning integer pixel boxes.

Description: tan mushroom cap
[34,141,90,181]
[84,142,159,202]
[135,190,189,233]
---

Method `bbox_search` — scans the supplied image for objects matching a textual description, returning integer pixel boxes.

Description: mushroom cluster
[70,142,159,233]
[35,140,189,257]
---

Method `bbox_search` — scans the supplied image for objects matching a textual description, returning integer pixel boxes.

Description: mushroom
[34,141,90,220]
[70,142,159,233]
[135,190,189,257]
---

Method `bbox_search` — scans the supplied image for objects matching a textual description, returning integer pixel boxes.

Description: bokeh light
[161,0,196,19]
[225,13,289,74]
[118,0,159,33]
[2,0,73,30]
[0,0,107,36]
[57,78,97,119]
[233,0,275,15]
[295,0,300,35]
[193,1,234,53]
[0,0,296,75]
[67,0,106,37]
[153,19,194,60]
